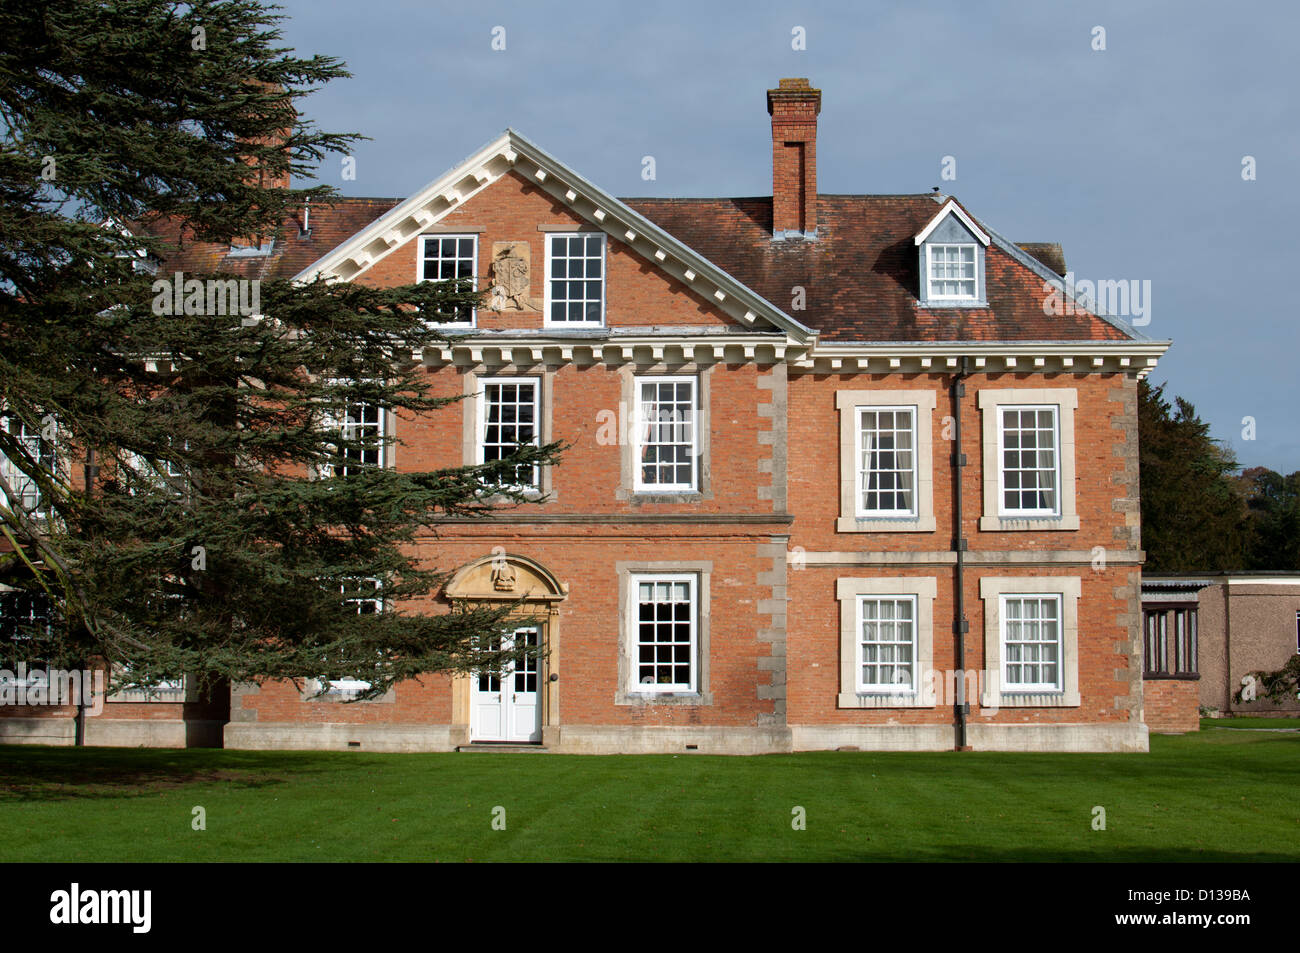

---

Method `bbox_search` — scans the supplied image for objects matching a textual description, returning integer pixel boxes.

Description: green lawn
[1201,716,1300,730]
[1,730,1297,862]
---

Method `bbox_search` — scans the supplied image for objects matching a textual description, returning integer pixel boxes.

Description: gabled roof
[135,197,402,281]
[295,130,814,341]
[913,198,990,246]
[626,195,1150,344]
[136,131,1155,350]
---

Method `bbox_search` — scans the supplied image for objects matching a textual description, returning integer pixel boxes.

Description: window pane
[858,407,916,515]
[421,235,476,322]
[547,234,604,323]
[480,380,539,488]
[1002,596,1063,690]
[636,378,696,490]
[635,577,694,690]
[859,596,916,692]
[1000,406,1059,514]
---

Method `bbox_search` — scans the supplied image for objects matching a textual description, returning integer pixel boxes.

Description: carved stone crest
[487,241,538,311]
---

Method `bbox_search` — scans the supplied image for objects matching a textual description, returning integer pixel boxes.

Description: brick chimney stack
[767,78,821,237]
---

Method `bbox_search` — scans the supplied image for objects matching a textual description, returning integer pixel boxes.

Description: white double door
[471,627,542,743]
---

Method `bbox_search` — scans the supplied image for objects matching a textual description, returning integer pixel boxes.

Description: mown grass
[1201,716,1300,730]
[1,730,1296,862]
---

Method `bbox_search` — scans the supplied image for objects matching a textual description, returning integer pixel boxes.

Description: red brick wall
[787,371,1133,553]
[1144,679,1200,733]
[786,567,1137,726]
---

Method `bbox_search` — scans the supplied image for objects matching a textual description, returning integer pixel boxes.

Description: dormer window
[926,243,977,300]
[914,199,990,307]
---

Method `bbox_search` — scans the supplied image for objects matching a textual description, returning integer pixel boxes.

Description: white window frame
[996,404,1061,518]
[418,233,478,327]
[628,572,698,695]
[320,388,389,479]
[977,389,1079,531]
[632,375,698,493]
[0,413,57,512]
[476,376,541,492]
[855,405,918,519]
[836,577,937,708]
[120,439,189,497]
[998,593,1064,693]
[544,231,606,327]
[836,390,936,533]
[327,578,383,696]
[0,588,55,690]
[925,242,978,301]
[979,576,1081,708]
[856,594,919,695]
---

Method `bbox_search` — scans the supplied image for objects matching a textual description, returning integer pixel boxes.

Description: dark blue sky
[278,0,1298,472]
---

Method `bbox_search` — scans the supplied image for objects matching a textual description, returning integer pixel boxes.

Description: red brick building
[1,78,1170,752]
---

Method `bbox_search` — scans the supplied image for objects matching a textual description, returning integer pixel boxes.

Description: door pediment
[445,553,567,605]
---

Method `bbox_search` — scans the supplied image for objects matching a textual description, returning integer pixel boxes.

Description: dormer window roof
[914,199,990,307]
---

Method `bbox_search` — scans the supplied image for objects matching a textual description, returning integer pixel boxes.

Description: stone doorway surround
[443,552,569,747]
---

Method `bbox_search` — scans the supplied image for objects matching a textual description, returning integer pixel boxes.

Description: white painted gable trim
[292,129,813,342]
[913,199,991,247]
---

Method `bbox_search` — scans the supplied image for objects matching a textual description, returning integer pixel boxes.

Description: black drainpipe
[952,358,971,751]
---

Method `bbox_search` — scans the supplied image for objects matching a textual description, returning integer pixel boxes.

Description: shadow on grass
[0,745,355,802]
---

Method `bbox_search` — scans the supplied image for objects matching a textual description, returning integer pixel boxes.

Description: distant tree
[1235,655,1300,707]
[1239,467,1300,571]
[1138,380,1247,572]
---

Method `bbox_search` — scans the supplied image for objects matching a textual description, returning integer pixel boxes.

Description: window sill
[629,491,704,504]
[837,515,937,534]
[982,690,1081,708]
[919,299,989,309]
[106,691,188,704]
[979,515,1080,532]
[616,691,713,707]
[474,488,546,504]
[1143,673,1201,681]
[838,691,933,709]
[303,681,396,703]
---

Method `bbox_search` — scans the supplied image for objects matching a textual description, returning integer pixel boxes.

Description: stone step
[456,743,549,753]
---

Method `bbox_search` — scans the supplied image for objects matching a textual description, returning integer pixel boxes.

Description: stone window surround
[836,576,937,709]
[615,560,712,706]
[977,387,1080,531]
[461,368,555,502]
[617,365,713,504]
[979,575,1082,709]
[835,389,937,533]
